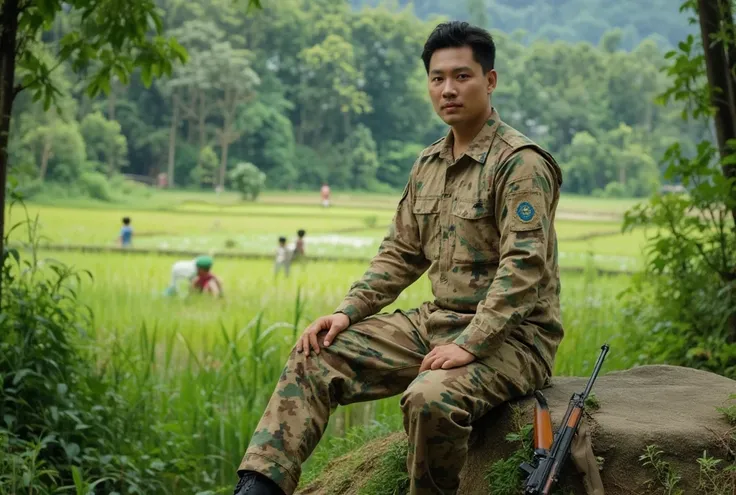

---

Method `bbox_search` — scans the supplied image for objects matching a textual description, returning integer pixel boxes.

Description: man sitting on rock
[233,21,563,495]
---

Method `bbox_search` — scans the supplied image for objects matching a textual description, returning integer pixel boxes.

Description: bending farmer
[191,255,223,297]
[233,21,564,495]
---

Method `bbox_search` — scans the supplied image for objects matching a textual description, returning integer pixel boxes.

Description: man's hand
[419,344,476,372]
[296,313,351,357]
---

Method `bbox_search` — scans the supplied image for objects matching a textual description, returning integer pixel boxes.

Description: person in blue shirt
[119,217,133,247]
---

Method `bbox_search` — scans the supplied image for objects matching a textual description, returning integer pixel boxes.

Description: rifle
[520,344,610,494]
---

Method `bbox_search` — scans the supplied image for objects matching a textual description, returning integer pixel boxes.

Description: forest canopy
[9,0,706,199]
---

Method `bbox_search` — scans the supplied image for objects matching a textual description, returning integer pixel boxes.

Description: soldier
[233,21,563,495]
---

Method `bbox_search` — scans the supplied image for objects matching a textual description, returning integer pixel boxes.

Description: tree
[296,33,371,146]
[163,20,226,172]
[695,0,736,226]
[207,42,260,188]
[227,161,266,200]
[343,124,380,190]
[21,121,87,182]
[0,0,189,297]
[190,145,218,187]
[621,0,736,378]
[80,111,129,176]
[465,0,488,29]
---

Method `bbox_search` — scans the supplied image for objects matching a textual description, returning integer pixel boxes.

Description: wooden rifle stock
[520,344,610,494]
[532,390,553,452]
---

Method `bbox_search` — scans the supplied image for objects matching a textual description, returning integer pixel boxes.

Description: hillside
[352,0,695,50]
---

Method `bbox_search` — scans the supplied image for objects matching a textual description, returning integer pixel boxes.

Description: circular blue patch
[516,201,535,222]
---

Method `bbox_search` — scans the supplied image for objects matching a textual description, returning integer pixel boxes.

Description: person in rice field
[274,236,291,278]
[119,216,133,247]
[232,21,564,495]
[164,255,222,298]
[190,255,223,297]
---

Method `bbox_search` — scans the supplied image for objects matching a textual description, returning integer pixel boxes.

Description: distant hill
[351,0,695,51]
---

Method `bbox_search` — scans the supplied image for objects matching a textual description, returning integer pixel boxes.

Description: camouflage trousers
[238,302,550,494]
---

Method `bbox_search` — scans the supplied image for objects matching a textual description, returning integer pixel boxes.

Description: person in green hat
[191,255,223,297]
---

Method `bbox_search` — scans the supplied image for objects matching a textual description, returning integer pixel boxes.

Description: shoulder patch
[507,191,543,232]
[516,201,535,222]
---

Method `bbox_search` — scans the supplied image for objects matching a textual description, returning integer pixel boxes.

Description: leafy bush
[601,181,628,198]
[228,161,266,200]
[0,199,204,493]
[109,174,153,198]
[619,10,736,380]
[79,172,113,201]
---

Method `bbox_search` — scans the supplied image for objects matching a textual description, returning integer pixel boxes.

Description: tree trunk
[219,131,229,189]
[198,90,206,163]
[297,104,305,145]
[0,0,20,302]
[187,87,197,143]
[167,93,180,188]
[218,88,236,189]
[697,0,736,227]
[39,134,52,181]
[107,83,116,176]
[697,0,736,341]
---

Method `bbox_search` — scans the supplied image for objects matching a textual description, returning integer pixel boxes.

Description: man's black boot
[232,470,286,495]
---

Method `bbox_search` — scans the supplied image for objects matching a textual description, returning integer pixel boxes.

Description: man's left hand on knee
[419,344,476,372]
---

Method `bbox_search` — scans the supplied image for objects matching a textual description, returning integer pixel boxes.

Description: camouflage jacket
[335,108,563,370]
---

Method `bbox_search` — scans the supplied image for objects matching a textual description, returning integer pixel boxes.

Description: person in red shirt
[191,256,223,297]
[320,183,331,207]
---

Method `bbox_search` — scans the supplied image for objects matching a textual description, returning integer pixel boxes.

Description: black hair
[122,217,131,225]
[297,229,305,237]
[421,21,496,74]
[278,236,286,243]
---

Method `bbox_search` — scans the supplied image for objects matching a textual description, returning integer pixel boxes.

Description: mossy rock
[297,365,736,495]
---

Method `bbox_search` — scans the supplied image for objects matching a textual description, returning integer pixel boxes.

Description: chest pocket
[451,198,498,263]
[412,196,441,260]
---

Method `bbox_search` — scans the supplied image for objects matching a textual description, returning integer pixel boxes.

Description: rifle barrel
[581,344,609,400]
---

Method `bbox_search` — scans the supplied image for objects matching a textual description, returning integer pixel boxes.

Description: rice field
[7,191,648,489]
[8,193,647,270]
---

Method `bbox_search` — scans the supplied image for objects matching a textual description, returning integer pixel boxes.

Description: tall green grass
[20,249,635,490]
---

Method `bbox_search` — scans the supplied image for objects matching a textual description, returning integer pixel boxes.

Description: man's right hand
[296,313,351,357]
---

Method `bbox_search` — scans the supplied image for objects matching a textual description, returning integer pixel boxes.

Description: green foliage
[19,121,87,183]
[7,0,704,196]
[301,417,403,486]
[15,0,187,111]
[0,198,233,493]
[485,406,534,494]
[562,124,663,198]
[639,445,684,495]
[343,124,380,190]
[716,394,736,426]
[584,392,601,410]
[228,162,267,200]
[353,0,692,50]
[358,439,410,495]
[619,0,736,379]
[79,172,113,202]
[190,145,218,188]
[640,443,735,495]
[697,451,736,494]
[79,112,129,176]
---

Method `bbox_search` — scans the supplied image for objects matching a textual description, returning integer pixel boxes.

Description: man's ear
[486,69,497,94]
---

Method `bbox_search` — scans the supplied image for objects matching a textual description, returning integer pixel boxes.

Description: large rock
[297,365,735,495]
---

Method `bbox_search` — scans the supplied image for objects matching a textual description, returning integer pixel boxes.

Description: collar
[424,108,502,165]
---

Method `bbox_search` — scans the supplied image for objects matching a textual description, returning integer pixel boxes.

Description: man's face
[427,46,496,127]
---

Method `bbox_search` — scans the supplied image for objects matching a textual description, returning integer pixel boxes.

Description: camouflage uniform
[238,108,564,494]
